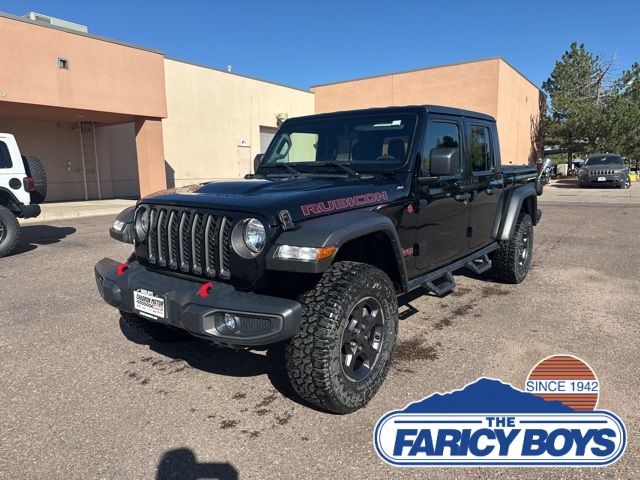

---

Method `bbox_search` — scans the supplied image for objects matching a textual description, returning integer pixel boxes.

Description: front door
[467,122,500,250]
[414,117,469,271]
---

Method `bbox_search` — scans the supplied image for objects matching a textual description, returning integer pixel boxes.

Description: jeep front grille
[592,169,616,175]
[146,207,232,279]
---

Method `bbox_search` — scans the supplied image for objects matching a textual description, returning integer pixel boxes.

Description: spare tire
[21,155,47,204]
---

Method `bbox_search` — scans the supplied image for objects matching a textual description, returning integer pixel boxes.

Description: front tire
[120,311,190,342]
[491,213,533,284]
[285,261,398,414]
[0,205,20,258]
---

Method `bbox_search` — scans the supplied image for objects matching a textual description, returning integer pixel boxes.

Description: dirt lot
[1,196,639,479]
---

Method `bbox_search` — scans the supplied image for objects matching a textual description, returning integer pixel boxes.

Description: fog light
[224,313,238,331]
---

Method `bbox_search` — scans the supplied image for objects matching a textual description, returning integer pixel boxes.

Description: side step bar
[407,242,499,293]
[466,254,492,275]
[422,272,456,297]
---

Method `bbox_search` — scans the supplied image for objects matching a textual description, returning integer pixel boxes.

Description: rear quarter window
[0,141,12,168]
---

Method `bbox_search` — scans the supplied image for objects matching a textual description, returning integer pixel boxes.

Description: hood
[141,175,408,223]
[581,164,626,172]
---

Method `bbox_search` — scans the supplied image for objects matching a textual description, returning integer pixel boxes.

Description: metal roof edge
[164,57,313,94]
[0,10,163,55]
[310,56,540,91]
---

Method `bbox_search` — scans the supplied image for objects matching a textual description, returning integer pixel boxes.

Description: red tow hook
[116,262,129,276]
[198,281,213,298]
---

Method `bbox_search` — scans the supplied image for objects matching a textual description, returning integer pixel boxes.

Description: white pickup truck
[0,133,47,257]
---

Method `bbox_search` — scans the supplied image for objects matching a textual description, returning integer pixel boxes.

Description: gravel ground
[1,199,638,479]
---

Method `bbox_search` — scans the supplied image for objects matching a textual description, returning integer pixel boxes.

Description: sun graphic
[526,355,599,411]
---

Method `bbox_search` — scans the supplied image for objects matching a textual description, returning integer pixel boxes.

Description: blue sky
[1,0,639,89]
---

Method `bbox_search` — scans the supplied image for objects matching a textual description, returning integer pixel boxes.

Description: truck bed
[502,165,538,185]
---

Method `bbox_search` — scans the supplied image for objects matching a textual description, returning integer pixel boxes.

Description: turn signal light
[316,245,337,260]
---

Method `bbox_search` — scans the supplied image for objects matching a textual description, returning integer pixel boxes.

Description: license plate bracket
[597,176,606,182]
[133,289,166,319]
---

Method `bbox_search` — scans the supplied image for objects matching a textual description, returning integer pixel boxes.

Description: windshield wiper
[256,163,301,176]
[305,162,360,178]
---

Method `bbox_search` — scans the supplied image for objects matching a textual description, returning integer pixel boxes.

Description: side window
[0,141,12,168]
[421,122,460,175]
[470,125,493,172]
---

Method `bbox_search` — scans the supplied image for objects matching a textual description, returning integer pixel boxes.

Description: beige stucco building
[0,12,314,201]
[162,59,314,187]
[0,12,541,203]
[312,58,544,166]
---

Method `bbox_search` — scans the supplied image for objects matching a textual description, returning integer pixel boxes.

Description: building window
[58,58,69,69]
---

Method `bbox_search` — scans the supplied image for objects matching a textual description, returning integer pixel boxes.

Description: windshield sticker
[301,191,388,216]
[373,355,626,467]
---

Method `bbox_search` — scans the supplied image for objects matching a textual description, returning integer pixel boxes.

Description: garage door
[259,127,278,154]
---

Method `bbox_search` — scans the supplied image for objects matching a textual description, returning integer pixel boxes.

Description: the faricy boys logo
[374,355,626,467]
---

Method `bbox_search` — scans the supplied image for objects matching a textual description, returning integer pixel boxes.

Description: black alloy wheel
[340,297,385,382]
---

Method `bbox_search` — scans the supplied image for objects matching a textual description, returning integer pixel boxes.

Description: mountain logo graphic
[374,374,626,467]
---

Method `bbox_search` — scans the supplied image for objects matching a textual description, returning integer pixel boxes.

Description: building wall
[312,59,501,117]
[0,117,139,201]
[0,15,166,118]
[162,59,315,185]
[312,58,541,165]
[496,61,544,165]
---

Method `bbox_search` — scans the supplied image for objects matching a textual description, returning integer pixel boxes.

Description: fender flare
[0,186,20,206]
[266,209,409,290]
[492,184,537,241]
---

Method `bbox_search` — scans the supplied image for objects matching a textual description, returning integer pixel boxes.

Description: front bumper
[580,174,627,185]
[94,258,302,346]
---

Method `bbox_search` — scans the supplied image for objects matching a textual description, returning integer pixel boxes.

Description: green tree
[602,63,640,162]
[542,43,614,166]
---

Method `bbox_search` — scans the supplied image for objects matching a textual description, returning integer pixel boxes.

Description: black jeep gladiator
[96,106,544,413]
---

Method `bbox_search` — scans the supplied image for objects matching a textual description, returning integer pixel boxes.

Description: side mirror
[430,147,459,177]
[253,154,264,172]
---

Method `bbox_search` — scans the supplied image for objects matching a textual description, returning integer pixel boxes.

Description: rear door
[466,121,501,250]
[413,115,469,271]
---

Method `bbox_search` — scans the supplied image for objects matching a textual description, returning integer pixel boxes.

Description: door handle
[454,192,472,202]
[486,187,497,195]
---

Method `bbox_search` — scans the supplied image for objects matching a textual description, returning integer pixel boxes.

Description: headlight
[244,218,266,253]
[231,218,266,258]
[275,245,337,262]
[134,207,150,242]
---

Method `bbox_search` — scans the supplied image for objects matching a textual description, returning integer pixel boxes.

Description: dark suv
[578,154,631,188]
[96,106,545,413]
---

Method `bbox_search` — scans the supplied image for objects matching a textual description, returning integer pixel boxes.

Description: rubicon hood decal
[301,191,389,216]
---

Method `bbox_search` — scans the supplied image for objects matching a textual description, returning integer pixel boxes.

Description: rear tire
[491,213,533,284]
[285,261,398,414]
[21,155,47,204]
[0,205,20,258]
[120,311,191,342]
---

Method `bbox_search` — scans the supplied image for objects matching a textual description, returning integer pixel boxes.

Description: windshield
[261,113,418,172]
[584,155,623,166]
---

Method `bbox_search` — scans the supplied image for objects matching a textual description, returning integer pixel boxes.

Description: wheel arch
[266,209,409,293]
[492,184,538,241]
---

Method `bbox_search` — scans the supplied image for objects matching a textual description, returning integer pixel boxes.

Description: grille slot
[593,169,615,175]
[144,206,233,280]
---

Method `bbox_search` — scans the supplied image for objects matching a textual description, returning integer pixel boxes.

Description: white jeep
[0,133,47,257]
